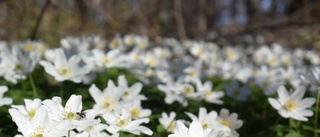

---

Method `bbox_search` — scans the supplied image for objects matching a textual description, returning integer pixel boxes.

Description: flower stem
[68,130,70,137]
[60,83,64,99]
[28,74,38,98]
[314,88,320,137]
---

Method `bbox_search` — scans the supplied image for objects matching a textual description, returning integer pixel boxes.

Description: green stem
[60,83,64,99]
[314,88,320,137]
[68,129,70,137]
[289,118,295,129]
[28,74,38,98]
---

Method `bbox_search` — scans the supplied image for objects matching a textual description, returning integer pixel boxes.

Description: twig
[173,0,187,40]
[135,4,158,37]
[30,0,50,40]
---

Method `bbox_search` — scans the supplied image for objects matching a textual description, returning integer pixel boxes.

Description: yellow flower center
[195,49,203,57]
[111,39,120,48]
[205,91,212,98]
[183,85,194,96]
[31,126,47,137]
[57,67,71,77]
[123,91,129,97]
[202,123,208,129]
[146,58,155,67]
[131,108,140,119]
[66,112,77,120]
[25,43,34,52]
[15,64,22,71]
[37,44,45,53]
[269,57,278,66]
[29,108,36,118]
[233,89,241,96]
[168,121,176,132]
[102,99,115,111]
[33,134,44,137]
[86,126,93,131]
[220,120,230,127]
[101,57,111,65]
[227,50,235,60]
[117,118,129,127]
[285,100,297,111]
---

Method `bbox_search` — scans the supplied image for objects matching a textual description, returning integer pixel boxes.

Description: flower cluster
[159,107,243,137]
[0,34,319,136]
[9,75,152,136]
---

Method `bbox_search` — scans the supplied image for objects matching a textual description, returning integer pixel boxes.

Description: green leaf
[284,131,301,137]
[302,125,313,131]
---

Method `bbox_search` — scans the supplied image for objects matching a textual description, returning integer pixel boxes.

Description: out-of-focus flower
[89,83,126,112]
[268,85,315,121]
[9,108,69,137]
[168,121,217,137]
[91,49,126,68]
[117,75,146,101]
[185,107,218,130]
[42,95,96,129]
[0,86,12,106]
[159,112,177,132]
[225,81,251,102]
[40,48,90,83]
[195,79,224,104]
[11,98,42,119]
[103,109,152,136]
[216,108,243,137]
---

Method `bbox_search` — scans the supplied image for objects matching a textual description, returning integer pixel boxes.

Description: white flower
[185,107,218,130]
[300,67,320,86]
[183,59,203,83]
[0,46,39,84]
[109,36,124,49]
[42,95,95,129]
[40,48,90,83]
[216,108,243,137]
[0,86,12,106]
[268,85,316,121]
[225,81,251,102]
[11,98,42,119]
[103,109,152,135]
[195,79,224,104]
[89,83,126,112]
[168,121,217,137]
[129,100,151,119]
[224,46,242,62]
[91,49,126,68]
[159,112,177,132]
[9,108,69,137]
[117,75,146,101]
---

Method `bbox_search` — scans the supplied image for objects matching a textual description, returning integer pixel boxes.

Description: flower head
[268,85,316,121]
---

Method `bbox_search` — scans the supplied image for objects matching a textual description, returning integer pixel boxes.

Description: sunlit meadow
[0,35,319,137]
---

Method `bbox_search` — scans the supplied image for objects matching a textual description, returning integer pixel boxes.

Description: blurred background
[0,0,320,47]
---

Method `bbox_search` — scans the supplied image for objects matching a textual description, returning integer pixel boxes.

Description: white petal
[65,95,82,112]
[0,98,13,106]
[277,86,289,104]
[299,98,316,109]
[118,75,128,87]
[175,121,188,137]
[185,112,199,121]
[268,98,281,110]
[189,121,203,137]
[291,86,306,101]
[219,109,230,119]
[290,113,308,121]
[89,84,103,105]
